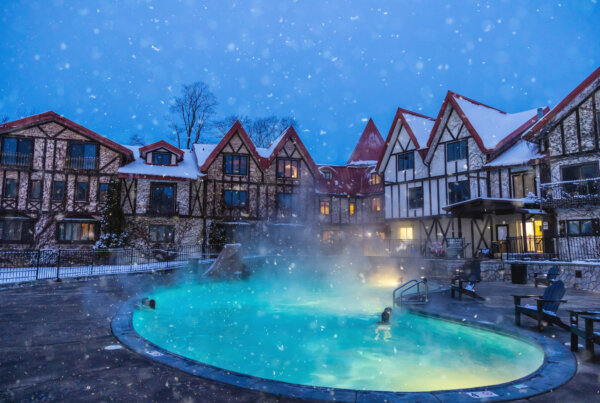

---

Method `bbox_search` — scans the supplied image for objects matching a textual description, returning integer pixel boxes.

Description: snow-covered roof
[257,132,287,159]
[402,112,434,149]
[347,119,385,164]
[453,96,539,150]
[193,143,218,167]
[118,145,203,180]
[347,160,377,166]
[485,139,544,168]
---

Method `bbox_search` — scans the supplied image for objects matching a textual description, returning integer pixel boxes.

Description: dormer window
[322,171,332,180]
[152,151,172,165]
[369,173,380,185]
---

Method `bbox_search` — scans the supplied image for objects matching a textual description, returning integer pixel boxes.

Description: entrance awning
[443,198,546,218]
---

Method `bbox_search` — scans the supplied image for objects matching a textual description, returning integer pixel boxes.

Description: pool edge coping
[112,296,577,403]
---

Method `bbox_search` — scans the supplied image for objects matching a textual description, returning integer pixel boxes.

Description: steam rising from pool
[133,256,544,392]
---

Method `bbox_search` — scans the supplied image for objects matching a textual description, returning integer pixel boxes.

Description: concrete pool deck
[0,271,598,402]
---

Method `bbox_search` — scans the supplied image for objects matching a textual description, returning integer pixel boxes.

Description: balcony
[0,152,32,168]
[66,156,99,170]
[540,178,600,208]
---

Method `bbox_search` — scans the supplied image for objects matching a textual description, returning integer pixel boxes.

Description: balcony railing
[540,177,600,207]
[501,235,600,262]
[0,152,32,167]
[67,156,98,170]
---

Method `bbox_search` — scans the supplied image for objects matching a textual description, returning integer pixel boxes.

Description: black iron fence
[502,236,600,262]
[540,178,600,207]
[0,245,219,285]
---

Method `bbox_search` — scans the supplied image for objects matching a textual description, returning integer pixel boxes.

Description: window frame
[322,170,332,180]
[447,140,467,162]
[149,224,175,243]
[371,197,382,212]
[369,173,380,185]
[277,158,300,179]
[566,220,594,237]
[98,182,109,204]
[448,180,470,204]
[51,180,66,202]
[277,192,297,217]
[319,200,330,215]
[511,171,535,199]
[75,181,89,202]
[3,178,18,199]
[397,152,414,171]
[152,151,173,166]
[149,183,176,215]
[0,218,33,244]
[349,200,355,216]
[408,186,424,209]
[0,136,33,167]
[223,189,248,207]
[29,179,42,200]
[56,220,98,244]
[224,154,249,176]
[68,142,98,170]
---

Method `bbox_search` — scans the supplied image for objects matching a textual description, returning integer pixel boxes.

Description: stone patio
[0,271,598,402]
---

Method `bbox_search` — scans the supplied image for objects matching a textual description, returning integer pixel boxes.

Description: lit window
[320,200,330,215]
[397,226,413,239]
[397,152,414,171]
[57,221,97,242]
[369,173,380,185]
[349,201,355,215]
[225,154,248,175]
[447,140,467,162]
[371,197,381,212]
[277,159,299,178]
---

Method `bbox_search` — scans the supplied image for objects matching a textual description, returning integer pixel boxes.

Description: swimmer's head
[149,299,156,309]
[381,310,390,323]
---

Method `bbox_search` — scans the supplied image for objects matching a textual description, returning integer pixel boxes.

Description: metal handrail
[399,279,428,306]
[392,279,418,306]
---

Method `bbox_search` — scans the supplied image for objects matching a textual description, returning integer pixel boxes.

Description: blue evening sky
[1,1,598,164]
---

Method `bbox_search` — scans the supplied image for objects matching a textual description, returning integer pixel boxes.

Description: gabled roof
[118,146,202,181]
[483,139,545,169]
[259,126,319,174]
[376,108,434,171]
[0,111,134,161]
[347,118,385,165]
[425,91,545,163]
[198,120,263,173]
[139,140,184,158]
[524,66,600,140]
[317,164,382,196]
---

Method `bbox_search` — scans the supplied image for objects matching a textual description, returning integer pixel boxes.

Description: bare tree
[212,115,297,148]
[169,82,218,148]
[0,115,9,124]
[128,133,145,146]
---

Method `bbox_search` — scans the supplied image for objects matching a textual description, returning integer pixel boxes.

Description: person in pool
[136,297,156,310]
[378,307,393,324]
[375,307,393,341]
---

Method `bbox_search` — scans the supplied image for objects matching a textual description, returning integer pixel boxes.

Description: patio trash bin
[511,264,528,284]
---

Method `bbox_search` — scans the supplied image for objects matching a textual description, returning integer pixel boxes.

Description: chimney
[537,107,544,119]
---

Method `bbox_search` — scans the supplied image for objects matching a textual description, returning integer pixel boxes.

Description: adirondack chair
[451,260,484,301]
[534,265,560,288]
[514,280,569,331]
[568,309,600,354]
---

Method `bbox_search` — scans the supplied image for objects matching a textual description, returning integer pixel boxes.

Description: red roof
[347,119,385,164]
[199,120,263,173]
[139,140,184,158]
[259,126,319,174]
[317,164,382,196]
[524,66,600,140]
[0,111,134,161]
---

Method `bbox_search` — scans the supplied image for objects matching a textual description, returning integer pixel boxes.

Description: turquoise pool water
[133,258,544,392]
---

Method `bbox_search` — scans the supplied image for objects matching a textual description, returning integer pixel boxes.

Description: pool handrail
[393,278,428,307]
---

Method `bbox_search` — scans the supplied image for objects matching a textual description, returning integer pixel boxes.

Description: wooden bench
[569,309,600,355]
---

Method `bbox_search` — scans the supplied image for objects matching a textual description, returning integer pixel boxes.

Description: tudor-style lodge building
[1,66,599,259]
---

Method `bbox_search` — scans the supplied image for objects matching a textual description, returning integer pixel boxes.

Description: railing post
[130,248,134,268]
[35,250,40,280]
[56,249,61,281]
[566,235,572,262]
[91,249,95,276]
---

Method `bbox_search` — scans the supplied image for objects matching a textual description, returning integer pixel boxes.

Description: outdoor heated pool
[132,258,544,392]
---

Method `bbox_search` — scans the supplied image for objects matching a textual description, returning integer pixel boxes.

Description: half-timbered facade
[0,112,133,248]
[378,96,547,258]
[524,66,600,257]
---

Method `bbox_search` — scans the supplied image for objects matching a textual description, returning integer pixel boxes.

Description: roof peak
[346,119,385,164]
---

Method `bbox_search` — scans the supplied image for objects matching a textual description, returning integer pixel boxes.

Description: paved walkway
[0,273,598,402]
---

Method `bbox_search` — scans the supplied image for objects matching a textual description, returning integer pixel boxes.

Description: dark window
[277,193,297,216]
[0,219,33,243]
[447,140,467,162]
[369,173,380,185]
[69,143,97,169]
[562,163,599,195]
[98,183,109,203]
[397,152,414,171]
[225,154,248,175]
[448,180,470,204]
[511,172,535,199]
[150,183,175,214]
[224,190,247,207]
[277,159,299,178]
[149,225,175,243]
[408,186,424,209]
[51,181,65,201]
[57,221,97,242]
[75,182,88,201]
[322,171,331,180]
[152,151,172,165]
[1,137,33,166]
[30,180,42,200]
[567,220,594,236]
[371,197,381,212]
[320,200,330,215]
[3,178,17,198]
